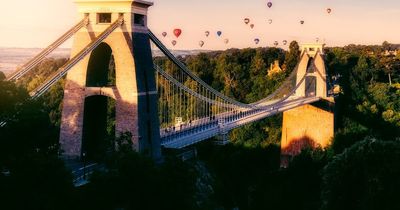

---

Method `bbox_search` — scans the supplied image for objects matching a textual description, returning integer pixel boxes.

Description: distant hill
[0,48,70,76]
[0,48,211,76]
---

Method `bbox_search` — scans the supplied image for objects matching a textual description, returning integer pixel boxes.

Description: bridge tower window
[82,95,115,161]
[134,13,145,26]
[98,13,112,24]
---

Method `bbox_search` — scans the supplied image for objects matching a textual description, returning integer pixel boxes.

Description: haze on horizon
[1,0,400,50]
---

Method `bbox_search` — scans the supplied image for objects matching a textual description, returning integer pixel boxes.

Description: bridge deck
[161,96,320,149]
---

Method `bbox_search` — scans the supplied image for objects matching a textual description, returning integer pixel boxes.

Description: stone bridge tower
[281,43,334,167]
[60,0,161,160]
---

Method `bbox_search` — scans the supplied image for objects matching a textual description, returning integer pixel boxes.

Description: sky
[1,0,400,50]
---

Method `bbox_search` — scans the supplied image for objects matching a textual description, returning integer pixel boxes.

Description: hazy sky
[1,0,400,50]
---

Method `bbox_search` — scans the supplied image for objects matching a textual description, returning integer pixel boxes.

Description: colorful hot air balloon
[254,38,260,45]
[283,40,288,45]
[250,24,255,29]
[171,40,177,46]
[274,41,279,46]
[244,18,250,24]
[199,41,205,47]
[205,31,210,37]
[224,39,229,44]
[267,2,273,8]
[300,20,305,25]
[327,8,332,14]
[268,19,273,24]
[217,31,222,37]
[162,32,167,37]
[173,29,182,38]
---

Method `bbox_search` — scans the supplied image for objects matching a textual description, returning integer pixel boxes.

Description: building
[268,60,283,77]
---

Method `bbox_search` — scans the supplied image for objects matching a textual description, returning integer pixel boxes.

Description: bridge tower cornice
[300,43,325,58]
[74,0,153,34]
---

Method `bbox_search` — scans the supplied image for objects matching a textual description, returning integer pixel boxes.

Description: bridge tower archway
[82,95,115,161]
[86,42,115,87]
[59,0,161,160]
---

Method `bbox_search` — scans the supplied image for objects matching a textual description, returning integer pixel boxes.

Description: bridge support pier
[280,100,334,167]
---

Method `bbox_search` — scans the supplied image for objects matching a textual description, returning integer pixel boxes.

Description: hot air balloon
[224,39,229,44]
[327,8,332,14]
[199,41,205,47]
[250,24,255,29]
[254,38,260,45]
[217,31,222,37]
[300,20,305,25]
[205,31,210,37]
[316,38,320,43]
[268,19,273,24]
[274,41,279,46]
[173,29,182,38]
[162,32,167,37]
[244,18,250,24]
[171,40,177,46]
[283,40,288,45]
[267,2,272,8]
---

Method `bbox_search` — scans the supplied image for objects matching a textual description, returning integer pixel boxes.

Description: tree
[382,41,391,52]
[321,139,400,210]
[250,49,267,77]
[0,79,74,210]
[379,56,400,85]
[78,134,198,210]
[284,41,300,73]
[0,80,29,122]
[0,71,5,81]
[186,53,216,85]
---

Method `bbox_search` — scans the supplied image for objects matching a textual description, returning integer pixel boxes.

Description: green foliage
[198,143,281,210]
[0,80,29,122]
[0,71,5,80]
[331,117,369,154]
[284,41,301,72]
[17,58,67,92]
[198,143,329,210]
[0,153,74,210]
[251,147,329,210]
[230,115,282,148]
[321,138,400,210]
[0,79,74,210]
[326,43,400,154]
[78,135,198,210]
[20,59,68,126]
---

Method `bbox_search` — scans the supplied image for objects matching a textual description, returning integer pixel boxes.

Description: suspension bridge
[2,0,334,172]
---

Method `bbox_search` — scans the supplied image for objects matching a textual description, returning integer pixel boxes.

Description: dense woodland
[0,41,399,210]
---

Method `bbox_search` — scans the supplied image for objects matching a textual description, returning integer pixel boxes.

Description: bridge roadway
[160,96,320,149]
